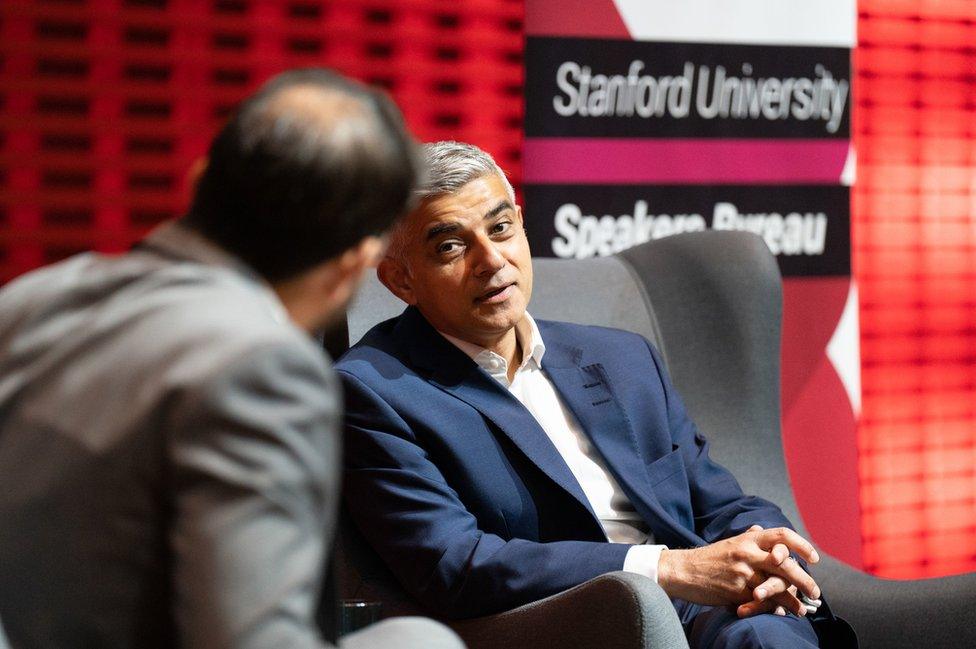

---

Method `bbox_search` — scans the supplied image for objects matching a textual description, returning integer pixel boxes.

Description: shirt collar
[439,313,546,383]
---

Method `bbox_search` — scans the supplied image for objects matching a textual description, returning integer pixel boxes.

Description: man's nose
[472,236,506,276]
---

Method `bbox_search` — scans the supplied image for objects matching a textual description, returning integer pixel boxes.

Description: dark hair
[185,68,422,282]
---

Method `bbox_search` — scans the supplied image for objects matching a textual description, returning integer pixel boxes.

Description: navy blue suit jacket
[337,306,806,620]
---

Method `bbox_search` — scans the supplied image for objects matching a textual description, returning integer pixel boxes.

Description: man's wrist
[657,548,673,588]
[622,544,669,583]
[657,548,688,596]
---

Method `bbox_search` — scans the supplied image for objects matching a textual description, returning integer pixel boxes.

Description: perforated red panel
[0,0,523,282]
[855,0,976,578]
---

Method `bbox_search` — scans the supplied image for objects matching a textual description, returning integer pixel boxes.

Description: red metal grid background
[1,0,974,579]
[0,0,523,281]
[855,0,976,578]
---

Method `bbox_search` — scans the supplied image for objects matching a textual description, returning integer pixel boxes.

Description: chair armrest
[448,571,688,649]
[814,555,976,649]
[341,617,465,649]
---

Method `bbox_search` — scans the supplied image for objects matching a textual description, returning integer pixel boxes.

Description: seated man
[0,70,461,649]
[337,141,856,648]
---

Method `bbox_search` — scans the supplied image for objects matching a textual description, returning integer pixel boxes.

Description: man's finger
[759,544,821,601]
[752,572,790,602]
[739,583,807,618]
[770,554,822,601]
[769,586,806,616]
[767,543,790,566]
[736,598,781,619]
[755,527,820,564]
[764,583,805,617]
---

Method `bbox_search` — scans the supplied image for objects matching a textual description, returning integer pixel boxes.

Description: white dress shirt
[439,314,668,582]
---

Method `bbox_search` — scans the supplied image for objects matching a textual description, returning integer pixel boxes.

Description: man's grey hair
[417,141,515,203]
[385,141,515,263]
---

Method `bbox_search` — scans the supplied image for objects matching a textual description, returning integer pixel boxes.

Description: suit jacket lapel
[395,308,602,523]
[540,322,703,548]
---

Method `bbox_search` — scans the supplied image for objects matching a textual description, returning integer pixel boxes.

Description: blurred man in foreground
[338,141,856,648]
[0,69,460,649]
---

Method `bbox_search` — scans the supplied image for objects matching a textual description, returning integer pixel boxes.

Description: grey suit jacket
[0,222,340,649]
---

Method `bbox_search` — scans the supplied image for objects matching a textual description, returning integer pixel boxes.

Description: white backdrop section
[841,144,857,187]
[613,0,856,47]
[827,282,862,416]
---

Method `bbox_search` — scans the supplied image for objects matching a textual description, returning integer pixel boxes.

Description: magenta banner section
[525,0,630,38]
[523,138,850,184]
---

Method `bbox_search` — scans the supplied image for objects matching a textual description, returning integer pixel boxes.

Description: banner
[524,0,861,566]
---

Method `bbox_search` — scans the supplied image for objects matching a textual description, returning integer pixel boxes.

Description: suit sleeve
[340,369,631,620]
[168,340,339,649]
[642,338,796,542]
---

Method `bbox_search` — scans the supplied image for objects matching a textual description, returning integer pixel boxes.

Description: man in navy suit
[337,141,854,648]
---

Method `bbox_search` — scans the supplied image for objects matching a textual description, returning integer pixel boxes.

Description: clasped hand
[658,525,821,618]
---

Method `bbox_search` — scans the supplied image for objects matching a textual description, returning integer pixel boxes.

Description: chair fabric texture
[335,230,975,648]
[619,231,976,649]
[450,572,688,649]
[339,617,464,649]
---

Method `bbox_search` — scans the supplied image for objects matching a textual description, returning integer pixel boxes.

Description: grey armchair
[618,231,976,649]
[329,229,975,648]
[336,512,684,649]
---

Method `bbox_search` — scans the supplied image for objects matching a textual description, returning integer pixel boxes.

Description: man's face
[381,173,533,348]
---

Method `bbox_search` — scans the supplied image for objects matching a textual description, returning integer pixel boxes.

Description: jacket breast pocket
[645,449,693,527]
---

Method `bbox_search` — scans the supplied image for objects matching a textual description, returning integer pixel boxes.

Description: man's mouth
[476,283,515,304]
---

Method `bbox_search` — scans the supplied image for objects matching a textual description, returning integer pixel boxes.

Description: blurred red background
[1,0,973,578]
[855,0,976,578]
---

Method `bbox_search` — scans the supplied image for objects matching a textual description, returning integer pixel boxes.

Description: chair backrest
[344,255,664,356]
[619,231,801,529]
[333,229,807,614]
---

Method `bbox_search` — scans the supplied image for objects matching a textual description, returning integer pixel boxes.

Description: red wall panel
[0,0,523,281]
[855,0,976,578]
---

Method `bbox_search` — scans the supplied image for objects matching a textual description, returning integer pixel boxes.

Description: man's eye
[437,241,462,255]
[491,221,512,235]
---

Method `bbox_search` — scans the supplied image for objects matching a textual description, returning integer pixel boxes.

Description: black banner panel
[526,37,851,139]
[524,184,850,277]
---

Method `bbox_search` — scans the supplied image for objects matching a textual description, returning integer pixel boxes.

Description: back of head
[186,68,422,282]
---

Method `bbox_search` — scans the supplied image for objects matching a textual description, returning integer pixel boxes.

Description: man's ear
[377,256,417,306]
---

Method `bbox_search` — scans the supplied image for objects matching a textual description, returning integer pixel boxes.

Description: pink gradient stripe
[525,0,630,38]
[523,138,850,184]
